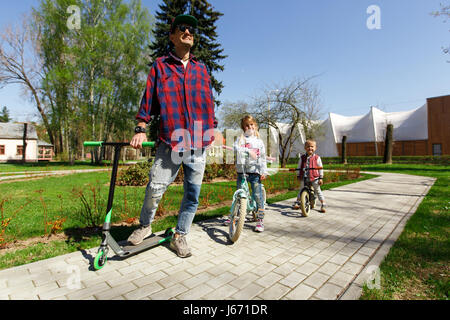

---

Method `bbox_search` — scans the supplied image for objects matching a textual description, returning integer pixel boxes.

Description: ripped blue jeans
[139,142,206,235]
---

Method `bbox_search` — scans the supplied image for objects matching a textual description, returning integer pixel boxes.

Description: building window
[432,144,442,156]
[0,145,4,155]
[17,145,23,156]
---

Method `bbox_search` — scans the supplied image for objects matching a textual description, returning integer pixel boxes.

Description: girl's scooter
[83,141,174,270]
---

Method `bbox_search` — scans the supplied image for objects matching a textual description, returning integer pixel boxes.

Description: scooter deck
[111,229,174,258]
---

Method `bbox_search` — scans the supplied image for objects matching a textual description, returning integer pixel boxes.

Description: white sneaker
[255,219,264,232]
[127,225,152,245]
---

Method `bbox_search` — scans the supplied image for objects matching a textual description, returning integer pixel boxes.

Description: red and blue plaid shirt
[136,52,215,151]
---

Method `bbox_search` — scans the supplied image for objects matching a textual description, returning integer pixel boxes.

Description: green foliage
[0,106,11,123]
[71,183,107,228]
[203,163,236,182]
[116,160,152,186]
[33,0,154,161]
[116,161,238,186]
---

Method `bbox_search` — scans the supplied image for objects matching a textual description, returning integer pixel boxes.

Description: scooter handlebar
[83,141,103,147]
[141,142,155,147]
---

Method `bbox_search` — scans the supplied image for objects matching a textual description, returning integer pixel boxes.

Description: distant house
[0,123,53,162]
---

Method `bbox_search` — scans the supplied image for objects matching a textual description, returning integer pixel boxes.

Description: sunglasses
[177,25,195,34]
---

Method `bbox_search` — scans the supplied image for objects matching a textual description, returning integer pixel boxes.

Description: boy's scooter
[83,141,174,270]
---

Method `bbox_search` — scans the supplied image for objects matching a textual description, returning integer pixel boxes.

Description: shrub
[116,160,152,186]
[288,155,449,165]
[71,183,107,228]
[322,155,449,165]
[117,161,237,186]
[203,163,236,182]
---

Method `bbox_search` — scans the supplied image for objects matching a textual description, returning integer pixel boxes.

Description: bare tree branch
[431,3,450,62]
[218,76,325,167]
[253,76,324,167]
[0,14,54,144]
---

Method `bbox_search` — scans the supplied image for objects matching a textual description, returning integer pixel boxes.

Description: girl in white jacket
[225,115,268,232]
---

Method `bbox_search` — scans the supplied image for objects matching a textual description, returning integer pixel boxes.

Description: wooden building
[426,95,450,156]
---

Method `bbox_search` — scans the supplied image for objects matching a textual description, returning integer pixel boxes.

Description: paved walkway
[0,172,435,300]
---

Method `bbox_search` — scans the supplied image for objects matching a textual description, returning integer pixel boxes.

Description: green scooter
[83,141,174,270]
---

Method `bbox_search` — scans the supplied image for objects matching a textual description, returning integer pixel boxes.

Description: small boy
[292,139,327,213]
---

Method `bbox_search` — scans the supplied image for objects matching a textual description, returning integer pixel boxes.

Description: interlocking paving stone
[314,283,344,300]
[285,283,316,300]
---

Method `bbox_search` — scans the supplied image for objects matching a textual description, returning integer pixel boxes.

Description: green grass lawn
[326,163,449,300]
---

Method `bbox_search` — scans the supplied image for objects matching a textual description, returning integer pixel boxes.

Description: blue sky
[0,0,449,122]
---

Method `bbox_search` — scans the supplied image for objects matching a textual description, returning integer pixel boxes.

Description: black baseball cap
[171,14,198,32]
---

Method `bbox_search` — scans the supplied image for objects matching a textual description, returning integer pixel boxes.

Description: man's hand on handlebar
[130,133,147,149]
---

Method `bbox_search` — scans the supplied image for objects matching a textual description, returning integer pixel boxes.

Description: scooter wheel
[300,189,310,217]
[94,247,108,270]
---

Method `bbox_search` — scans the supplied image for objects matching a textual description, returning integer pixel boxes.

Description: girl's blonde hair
[240,115,260,137]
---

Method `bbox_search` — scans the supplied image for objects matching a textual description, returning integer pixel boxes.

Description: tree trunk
[277,131,287,168]
[27,79,56,153]
[383,124,393,164]
[22,123,28,163]
[341,135,347,164]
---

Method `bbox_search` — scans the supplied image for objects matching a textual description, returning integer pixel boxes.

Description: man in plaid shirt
[128,14,215,258]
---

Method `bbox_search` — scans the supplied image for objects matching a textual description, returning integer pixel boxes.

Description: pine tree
[149,0,226,105]
[0,106,11,123]
[149,0,187,60]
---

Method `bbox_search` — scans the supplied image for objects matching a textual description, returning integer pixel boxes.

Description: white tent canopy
[371,105,428,142]
[271,103,428,158]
